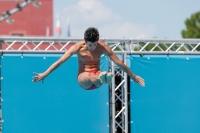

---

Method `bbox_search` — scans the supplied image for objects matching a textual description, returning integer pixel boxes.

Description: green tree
[181,11,200,38]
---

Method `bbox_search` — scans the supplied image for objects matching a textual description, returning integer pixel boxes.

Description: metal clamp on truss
[0,0,41,24]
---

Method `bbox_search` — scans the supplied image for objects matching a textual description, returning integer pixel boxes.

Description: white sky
[53,0,200,39]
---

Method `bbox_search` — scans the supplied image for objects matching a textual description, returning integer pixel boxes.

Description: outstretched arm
[32,43,80,83]
[102,41,145,86]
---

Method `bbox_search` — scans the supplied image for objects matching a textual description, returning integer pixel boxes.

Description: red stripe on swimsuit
[77,70,98,77]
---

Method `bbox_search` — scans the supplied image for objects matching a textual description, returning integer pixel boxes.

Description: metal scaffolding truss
[110,54,128,133]
[1,37,200,54]
[1,37,200,133]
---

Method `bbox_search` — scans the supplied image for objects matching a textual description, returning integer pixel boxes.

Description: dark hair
[84,27,99,42]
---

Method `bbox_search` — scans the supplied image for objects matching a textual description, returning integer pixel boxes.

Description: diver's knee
[89,77,99,83]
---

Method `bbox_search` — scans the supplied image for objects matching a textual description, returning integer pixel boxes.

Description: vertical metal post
[124,53,128,132]
[122,42,128,133]
[111,61,116,133]
[121,43,124,133]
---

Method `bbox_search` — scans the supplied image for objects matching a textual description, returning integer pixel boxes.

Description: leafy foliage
[182,11,200,38]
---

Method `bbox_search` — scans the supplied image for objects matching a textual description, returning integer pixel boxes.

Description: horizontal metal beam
[0,36,83,42]
[2,50,200,55]
[1,50,65,54]
[1,36,200,43]
[114,51,200,55]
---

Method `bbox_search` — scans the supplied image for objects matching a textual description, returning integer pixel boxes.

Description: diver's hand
[32,72,46,84]
[133,75,145,87]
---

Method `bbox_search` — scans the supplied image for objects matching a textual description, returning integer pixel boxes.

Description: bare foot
[106,72,113,84]
[99,71,107,84]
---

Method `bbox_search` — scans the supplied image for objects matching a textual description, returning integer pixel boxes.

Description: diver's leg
[99,71,107,84]
[105,72,113,84]
[78,72,93,89]
[90,71,113,87]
